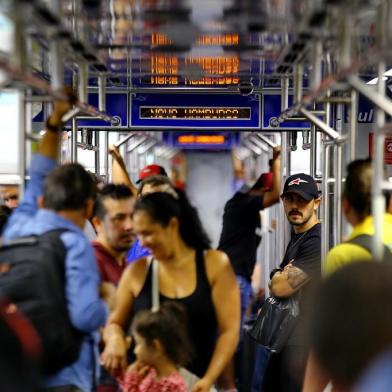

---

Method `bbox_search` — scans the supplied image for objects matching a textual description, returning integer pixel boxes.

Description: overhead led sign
[163,132,239,149]
[131,94,260,129]
[139,107,250,120]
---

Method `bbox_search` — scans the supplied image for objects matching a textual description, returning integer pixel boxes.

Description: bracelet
[45,118,61,133]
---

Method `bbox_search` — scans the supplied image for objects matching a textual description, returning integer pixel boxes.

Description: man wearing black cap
[217,146,281,390]
[262,173,321,392]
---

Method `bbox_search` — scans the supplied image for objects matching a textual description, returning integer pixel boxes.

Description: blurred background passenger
[309,262,392,392]
[0,186,19,210]
[303,159,392,392]
[324,158,392,274]
[0,205,12,243]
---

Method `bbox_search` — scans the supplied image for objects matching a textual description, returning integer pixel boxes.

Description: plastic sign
[131,94,260,129]
[139,107,251,120]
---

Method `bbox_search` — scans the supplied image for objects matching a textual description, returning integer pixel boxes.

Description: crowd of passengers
[0,91,391,392]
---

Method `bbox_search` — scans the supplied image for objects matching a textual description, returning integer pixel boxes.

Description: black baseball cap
[281,173,320,201]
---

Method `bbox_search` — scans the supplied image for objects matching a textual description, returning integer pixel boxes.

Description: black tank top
[133,249,218,377]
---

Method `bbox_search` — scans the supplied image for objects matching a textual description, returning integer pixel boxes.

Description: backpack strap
[346,234,392,263]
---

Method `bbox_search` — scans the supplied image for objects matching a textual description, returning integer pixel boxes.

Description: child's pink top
[119,368,186,392]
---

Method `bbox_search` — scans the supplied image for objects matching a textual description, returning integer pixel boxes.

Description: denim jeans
[236,274,253,339]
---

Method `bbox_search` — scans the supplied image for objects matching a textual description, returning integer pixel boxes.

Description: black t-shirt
[218,192,263,280]
[280,222,321,346]
[280,222,321,278]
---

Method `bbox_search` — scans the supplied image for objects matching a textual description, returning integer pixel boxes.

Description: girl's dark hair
[132,301,193,366]
[134,191,211,250]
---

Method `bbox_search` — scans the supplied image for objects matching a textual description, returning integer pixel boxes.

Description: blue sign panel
[163,131,239,149]
[263,94,310,129]
[75,93,128,127]
[131,94,260,129]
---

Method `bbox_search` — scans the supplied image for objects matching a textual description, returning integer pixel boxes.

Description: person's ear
[342,197,350,216]
[168,216,179,232]
[37,195,45,209]
[314,197,321,211]
[152,339,165,356]
[85,199,95,220]
[91,216,102,233]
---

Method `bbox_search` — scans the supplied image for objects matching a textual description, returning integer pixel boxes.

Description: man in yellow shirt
[303,158,392,392]
[324,158,392,275]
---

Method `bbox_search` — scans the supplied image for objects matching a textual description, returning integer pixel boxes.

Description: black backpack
[0,229,83,374]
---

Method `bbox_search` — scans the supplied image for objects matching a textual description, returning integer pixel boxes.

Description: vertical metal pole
[322,53,332,258]
[321,144,332,263]
[311,40,322,90]
[48,0,63,91]
[294,63,303,103]
[310,124,317,178]
[372,1,387,260]
[96,75,106,175]
[279,78,290,262]
[349,89,358,161]
[78,62,88,103]
[18,91,26,196]
[372,59,386,260]
[99,75,109,180]
[335,144,343,245]
[281,77,289,111]
[71,117,78,162]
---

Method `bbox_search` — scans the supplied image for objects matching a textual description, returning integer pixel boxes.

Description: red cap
[136,164,168,184]
[260,172,273,189]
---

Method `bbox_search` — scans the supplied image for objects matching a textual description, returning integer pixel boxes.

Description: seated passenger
[309,262,392,392]
[101,192,240,392]
[3,93,108,392]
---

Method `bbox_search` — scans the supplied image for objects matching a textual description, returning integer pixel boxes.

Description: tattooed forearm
[287,267,308,290]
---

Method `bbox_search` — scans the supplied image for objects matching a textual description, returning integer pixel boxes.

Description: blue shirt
[126,238,150,263]
[355,351,392,392]
[4,154,108,392]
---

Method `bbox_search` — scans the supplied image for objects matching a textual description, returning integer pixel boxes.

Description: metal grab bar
[0,58,119,125]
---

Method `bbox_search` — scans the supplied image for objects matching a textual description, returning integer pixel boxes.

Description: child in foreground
[119,301,193,392]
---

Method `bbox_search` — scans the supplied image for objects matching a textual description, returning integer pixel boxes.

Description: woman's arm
[101,263,138,374]
[192,250,240,392]
[303,351,330,392]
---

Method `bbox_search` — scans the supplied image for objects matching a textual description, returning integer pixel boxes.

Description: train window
[0,91,19,179]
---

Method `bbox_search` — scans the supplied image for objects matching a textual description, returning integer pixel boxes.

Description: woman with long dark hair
[101,192,240,392]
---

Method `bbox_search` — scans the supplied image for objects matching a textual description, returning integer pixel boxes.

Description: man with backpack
[303,158,392,392]
[1,92,108,392]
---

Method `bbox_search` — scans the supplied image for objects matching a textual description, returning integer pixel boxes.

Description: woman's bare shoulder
[203,249,233,283]
[122,257,151,294]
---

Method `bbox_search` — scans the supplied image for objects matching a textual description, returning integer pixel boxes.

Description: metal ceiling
[0,0,388,91]
[51,0,384,89]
